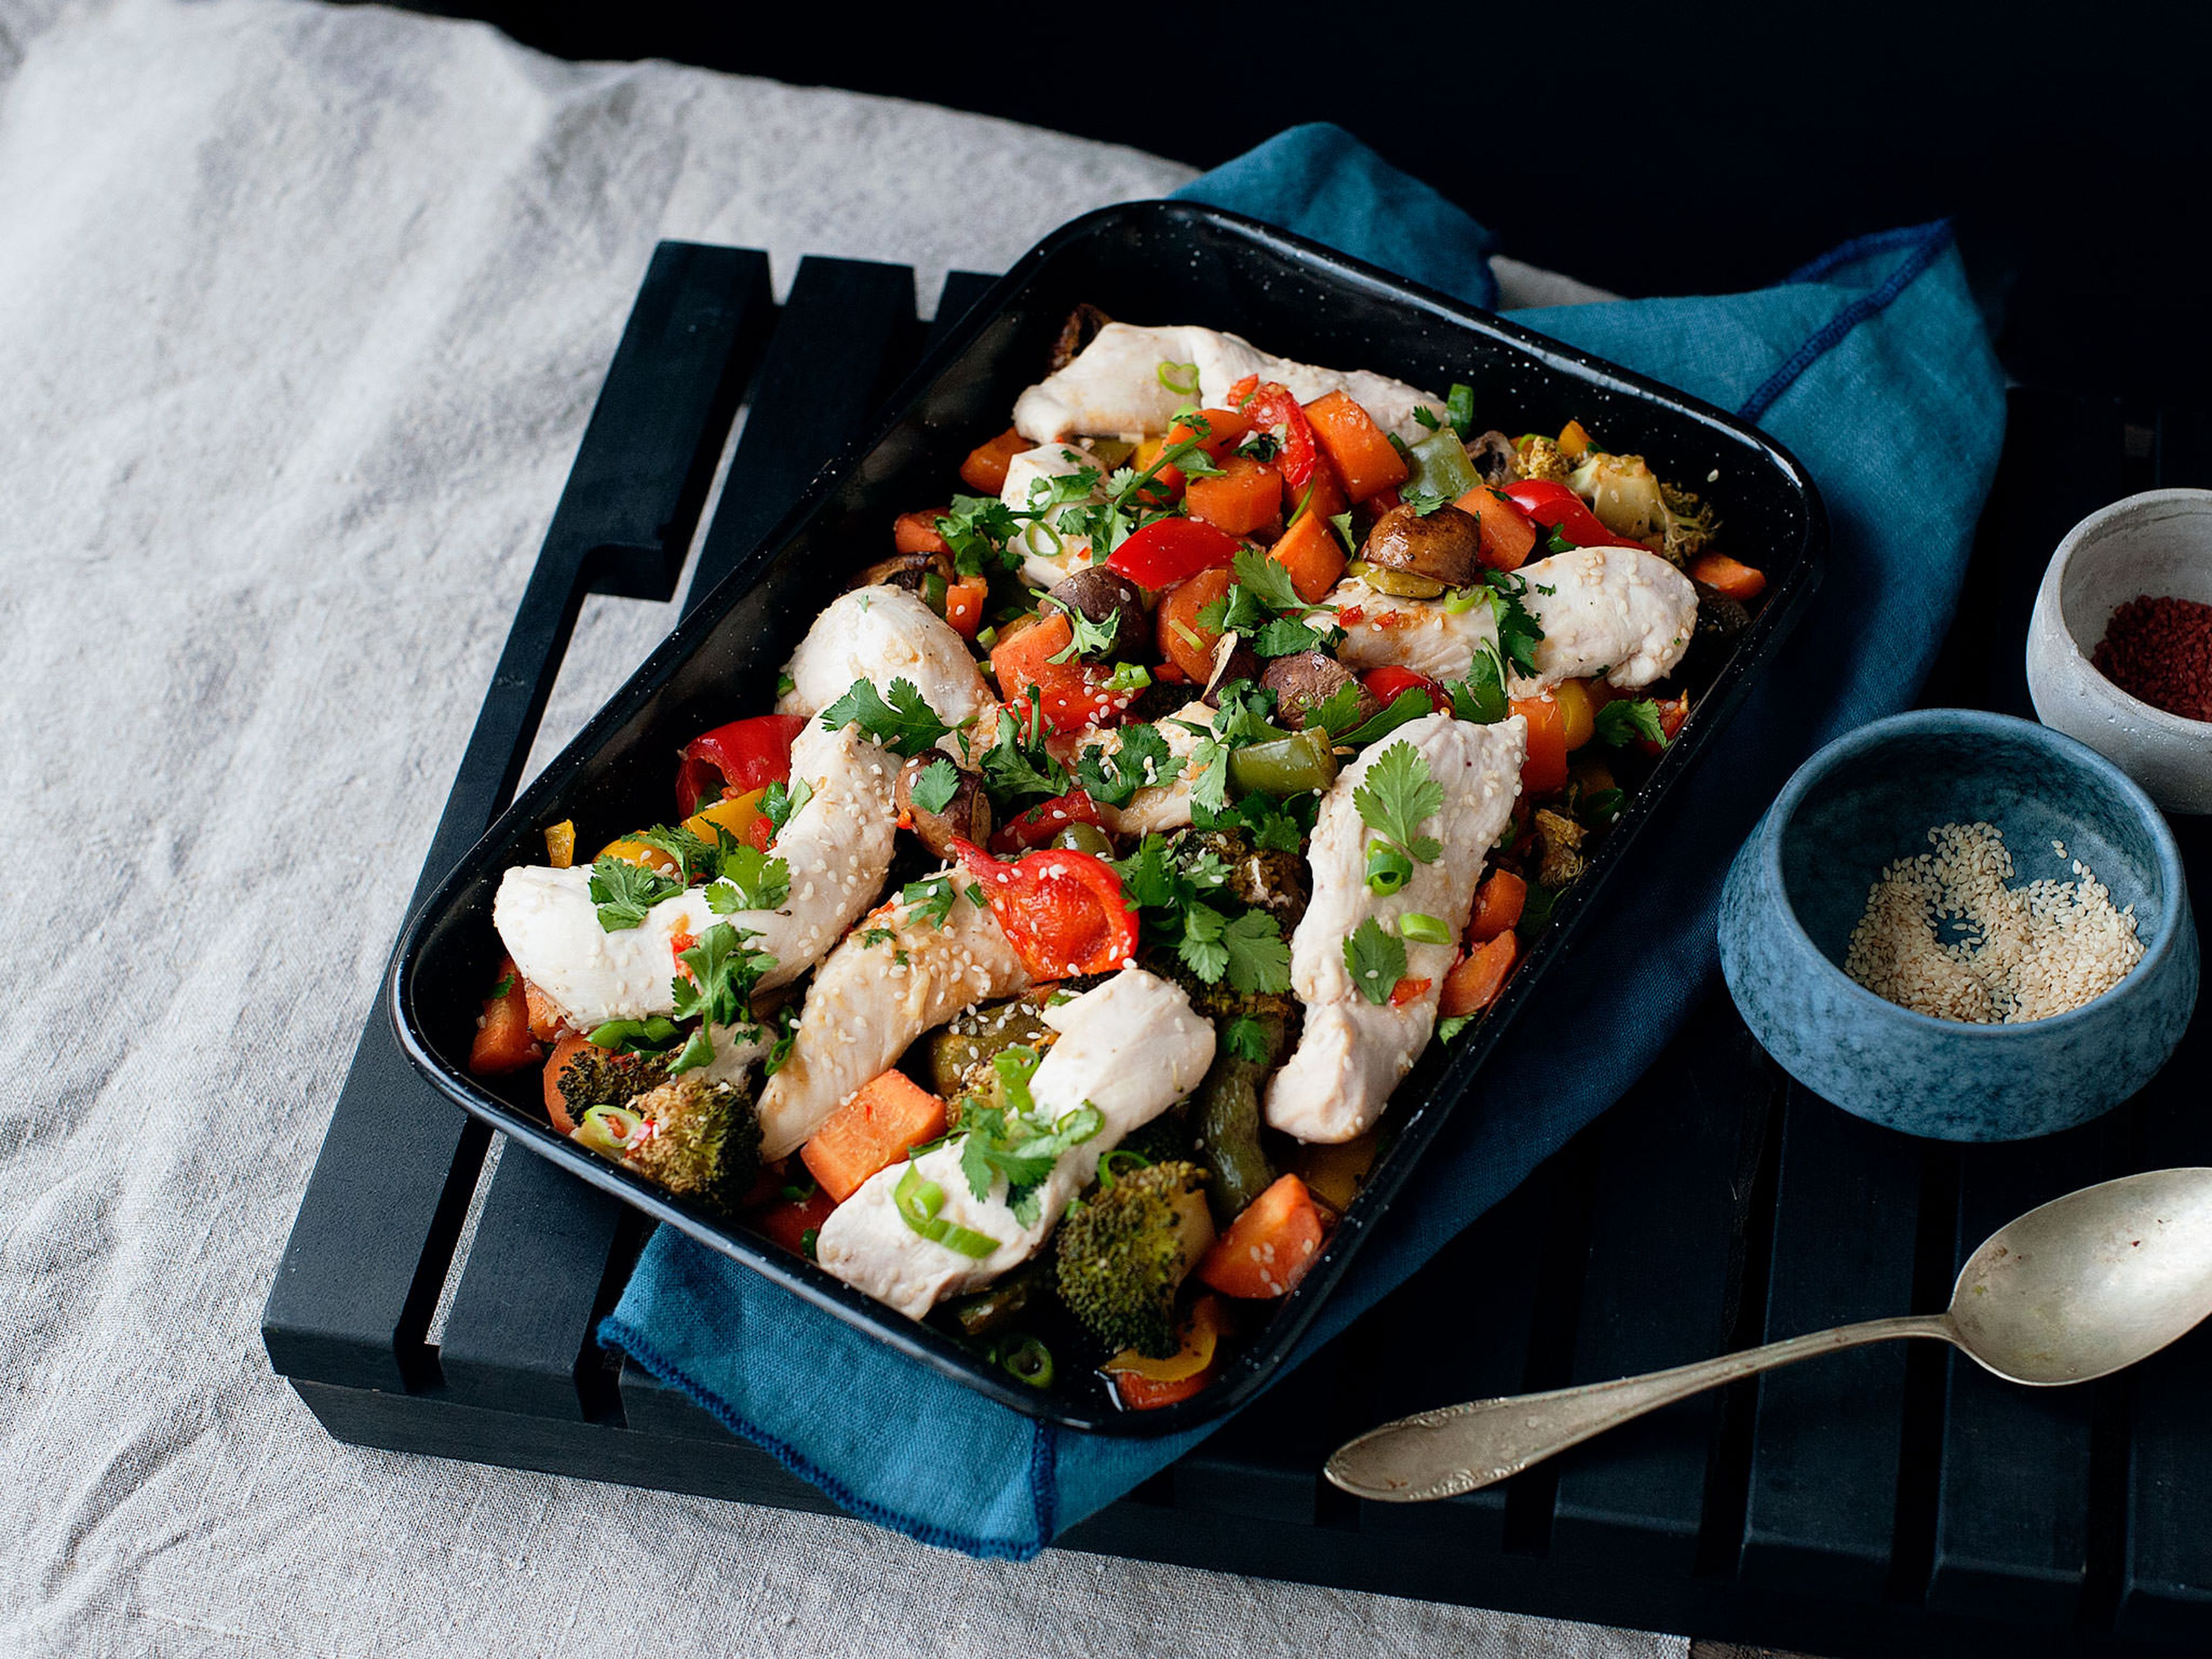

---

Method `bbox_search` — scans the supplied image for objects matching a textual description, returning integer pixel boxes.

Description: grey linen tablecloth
[0,1,1665,1652]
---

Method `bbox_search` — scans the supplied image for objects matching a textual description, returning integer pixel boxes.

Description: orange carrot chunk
[1689,553,1767,601]
[524,980,571,1044]
[1185,453,1285,537]
[467,955,543,1076]
[1154,566,1236,683]
[541,1033,594,1134]
[1511,694,1570,796]
[1267,508,1348,605]
[1440,930,1519,1018]
[1303,390,1410,502]
[942,576,988,639]
[800,1069,950,1203]
[959,427,1029,495]
[1469,869,1527,944]
[893,510,951,556]
[1198,1174,1326,1299]
[1455,486,1539,571]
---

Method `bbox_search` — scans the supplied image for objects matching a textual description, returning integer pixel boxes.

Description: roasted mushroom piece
[1679,581,1752,679]
[1049,302,1113,373]
[1044,566,1146,661]
[1361,502,1483,590]
[1467,429,1517,484]
[1260,649,1379,731]
[1200,630,1263,707]
[895,753,991,861]
[849,547,956,596]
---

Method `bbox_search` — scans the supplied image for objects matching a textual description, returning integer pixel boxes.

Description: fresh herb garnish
[1594,697,1669,748]
[1343,916,1409,1006]
[955,1048,1106,1225]
[895,1162,1001,1257]
[900,874,959,930]
[589,855,684,932]
[1401,488,1450,517]
[1337,689,1434,749]
[1582,786,1627,823]
[1156,359,1200,396]
[977,690,1071,804]
[761,1002,801,1077]
[586,1015,683,1052]
[759,775,810,839]
[1354,741,1445,866]
[1177,903,1291,994]
[704,843,791,913]
[1223,1014,1272,1063]
[1411,405,1441,431]
[819,676,951,757]
[1046,602,1120,664]
[907,757,961,815]
[1484,570,1544,677]
[1446,644,1510,725]
[1076,722,1173,809]
[490,973,514,999]
[1445,383,1477,441]
[1435,1013,1475,1043]
[666,922,775,1072]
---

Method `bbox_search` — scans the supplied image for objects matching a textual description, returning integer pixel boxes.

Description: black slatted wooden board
[266,243,2212,1658]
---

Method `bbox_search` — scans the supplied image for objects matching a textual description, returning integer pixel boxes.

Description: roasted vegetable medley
[467,315,1768,1407]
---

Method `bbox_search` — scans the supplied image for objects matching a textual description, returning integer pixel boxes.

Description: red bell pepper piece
[1104,517,1243,592]
[1636,691,1691,756]
[1359,665,1444,710]
[1228,375,1323,494]
[1499,479,1636,551]
[952,838,1139,979]
[989,789,1108,855]
[674,714,807,816]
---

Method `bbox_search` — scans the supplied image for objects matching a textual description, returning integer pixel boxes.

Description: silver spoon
[1328,1166,2212,1503]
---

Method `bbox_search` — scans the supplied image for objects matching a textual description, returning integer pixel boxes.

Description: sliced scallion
[1398,912,1452,946]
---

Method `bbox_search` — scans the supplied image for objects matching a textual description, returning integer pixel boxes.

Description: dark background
[369,1,2211,399]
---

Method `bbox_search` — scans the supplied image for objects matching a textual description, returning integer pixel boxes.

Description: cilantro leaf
[1214,790,1314,853]
[704,843,790,912]
[1446,645,1510,725]
[1254,616,1339,658]
[907,757,961,815]
[934,494,1027,578]
[588,856,683,932]
[1177,900,1230,984]
[629,823,721,884]
[978,695,1071,804]
[900,874,958,930]
[1343,917,1408,1006]
[1484,571,1545,677]
[1411,405,1441,432]
[1220,909,1290,994]
[759,775,811,839]
[667,922,775,1069]
[761,1003,800,1077]
[1224,1014,1272,1063]
[1327,510,1359,556]
[819,676,951,757]
[1308,680,1373,740]
[1047,601,1120,664]
[1402,488,1450,517]
[1354,740,1444,865]
[1076,722,1172,809]
[1112,834,1183,910]
[1594,697,1668,748]
[1230,546,1308,618]
[1435,1013,1475,1043]
[1184,738,1231,815]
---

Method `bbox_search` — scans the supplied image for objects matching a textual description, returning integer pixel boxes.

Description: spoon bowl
[1328,1168,2212,1503]
[1950,1166,2212,1384]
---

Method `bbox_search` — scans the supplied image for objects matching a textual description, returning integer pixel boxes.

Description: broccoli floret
[620,1072,763,1215]
[556,1046,670,1121]
[1056,1160,1215,1358]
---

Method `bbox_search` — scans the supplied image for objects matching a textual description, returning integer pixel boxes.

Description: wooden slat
[1738,1089,1924,1599]
[1925,1123,2112,1621]
[2118,819,2212,1640]
[1351,1169,1556,1550]
[681,255,921,614]
[1546,997,1775,1574]
[264,243,770,1392]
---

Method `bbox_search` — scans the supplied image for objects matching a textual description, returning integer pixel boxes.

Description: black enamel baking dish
[392,200,1825,1436]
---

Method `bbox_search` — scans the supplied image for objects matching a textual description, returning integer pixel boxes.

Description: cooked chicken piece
[1265,713,1526,1144]
[999,442,1108,589]
[492,720,897,1027]
[1091,701,1215,838]
[1013,323,1446,446]
[775,584,994,734]
[1326,575,1501,684]
[1518,544,1698,690]
[757,874,1031,1159]
[816,969,1215,1317]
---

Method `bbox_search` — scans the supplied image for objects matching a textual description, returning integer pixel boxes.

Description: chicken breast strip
[1265,713,1527,1144]
[817,968,1215,1318]
[1518,545,1698,690]
[775,584,994,733]
[1327,575,1502,684]
[1090,700,1216,838]
[1013,323,1446,446]
[757,874,1031,1160]
[491,719,897,1025]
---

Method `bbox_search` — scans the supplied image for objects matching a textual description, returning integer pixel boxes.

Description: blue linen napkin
[600,123,2006,1559]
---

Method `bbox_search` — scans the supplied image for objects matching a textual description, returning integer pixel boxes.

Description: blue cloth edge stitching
[1783,217,1952,286]
[1738,221,1956,422]
[599,1313,1050,1560]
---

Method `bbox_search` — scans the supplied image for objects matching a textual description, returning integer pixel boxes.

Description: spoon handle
[1327,1313,1956,1502]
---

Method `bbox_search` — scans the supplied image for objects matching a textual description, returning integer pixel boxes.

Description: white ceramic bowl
[2028,488,2212,815]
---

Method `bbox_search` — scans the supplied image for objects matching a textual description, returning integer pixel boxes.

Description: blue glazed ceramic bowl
[1719,710,2199,1141]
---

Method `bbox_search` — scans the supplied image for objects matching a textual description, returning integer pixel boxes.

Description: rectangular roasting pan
[392,201,1827,1436]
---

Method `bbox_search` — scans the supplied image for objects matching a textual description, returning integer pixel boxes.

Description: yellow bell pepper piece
[544,820,576,869]
[1105,1294,1225,1382]
[1293,1132,1382,1215]
[1554,677,1597,751]
[684,787,767,851]
[1557,418,1593,461]
[594,836,681,876]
